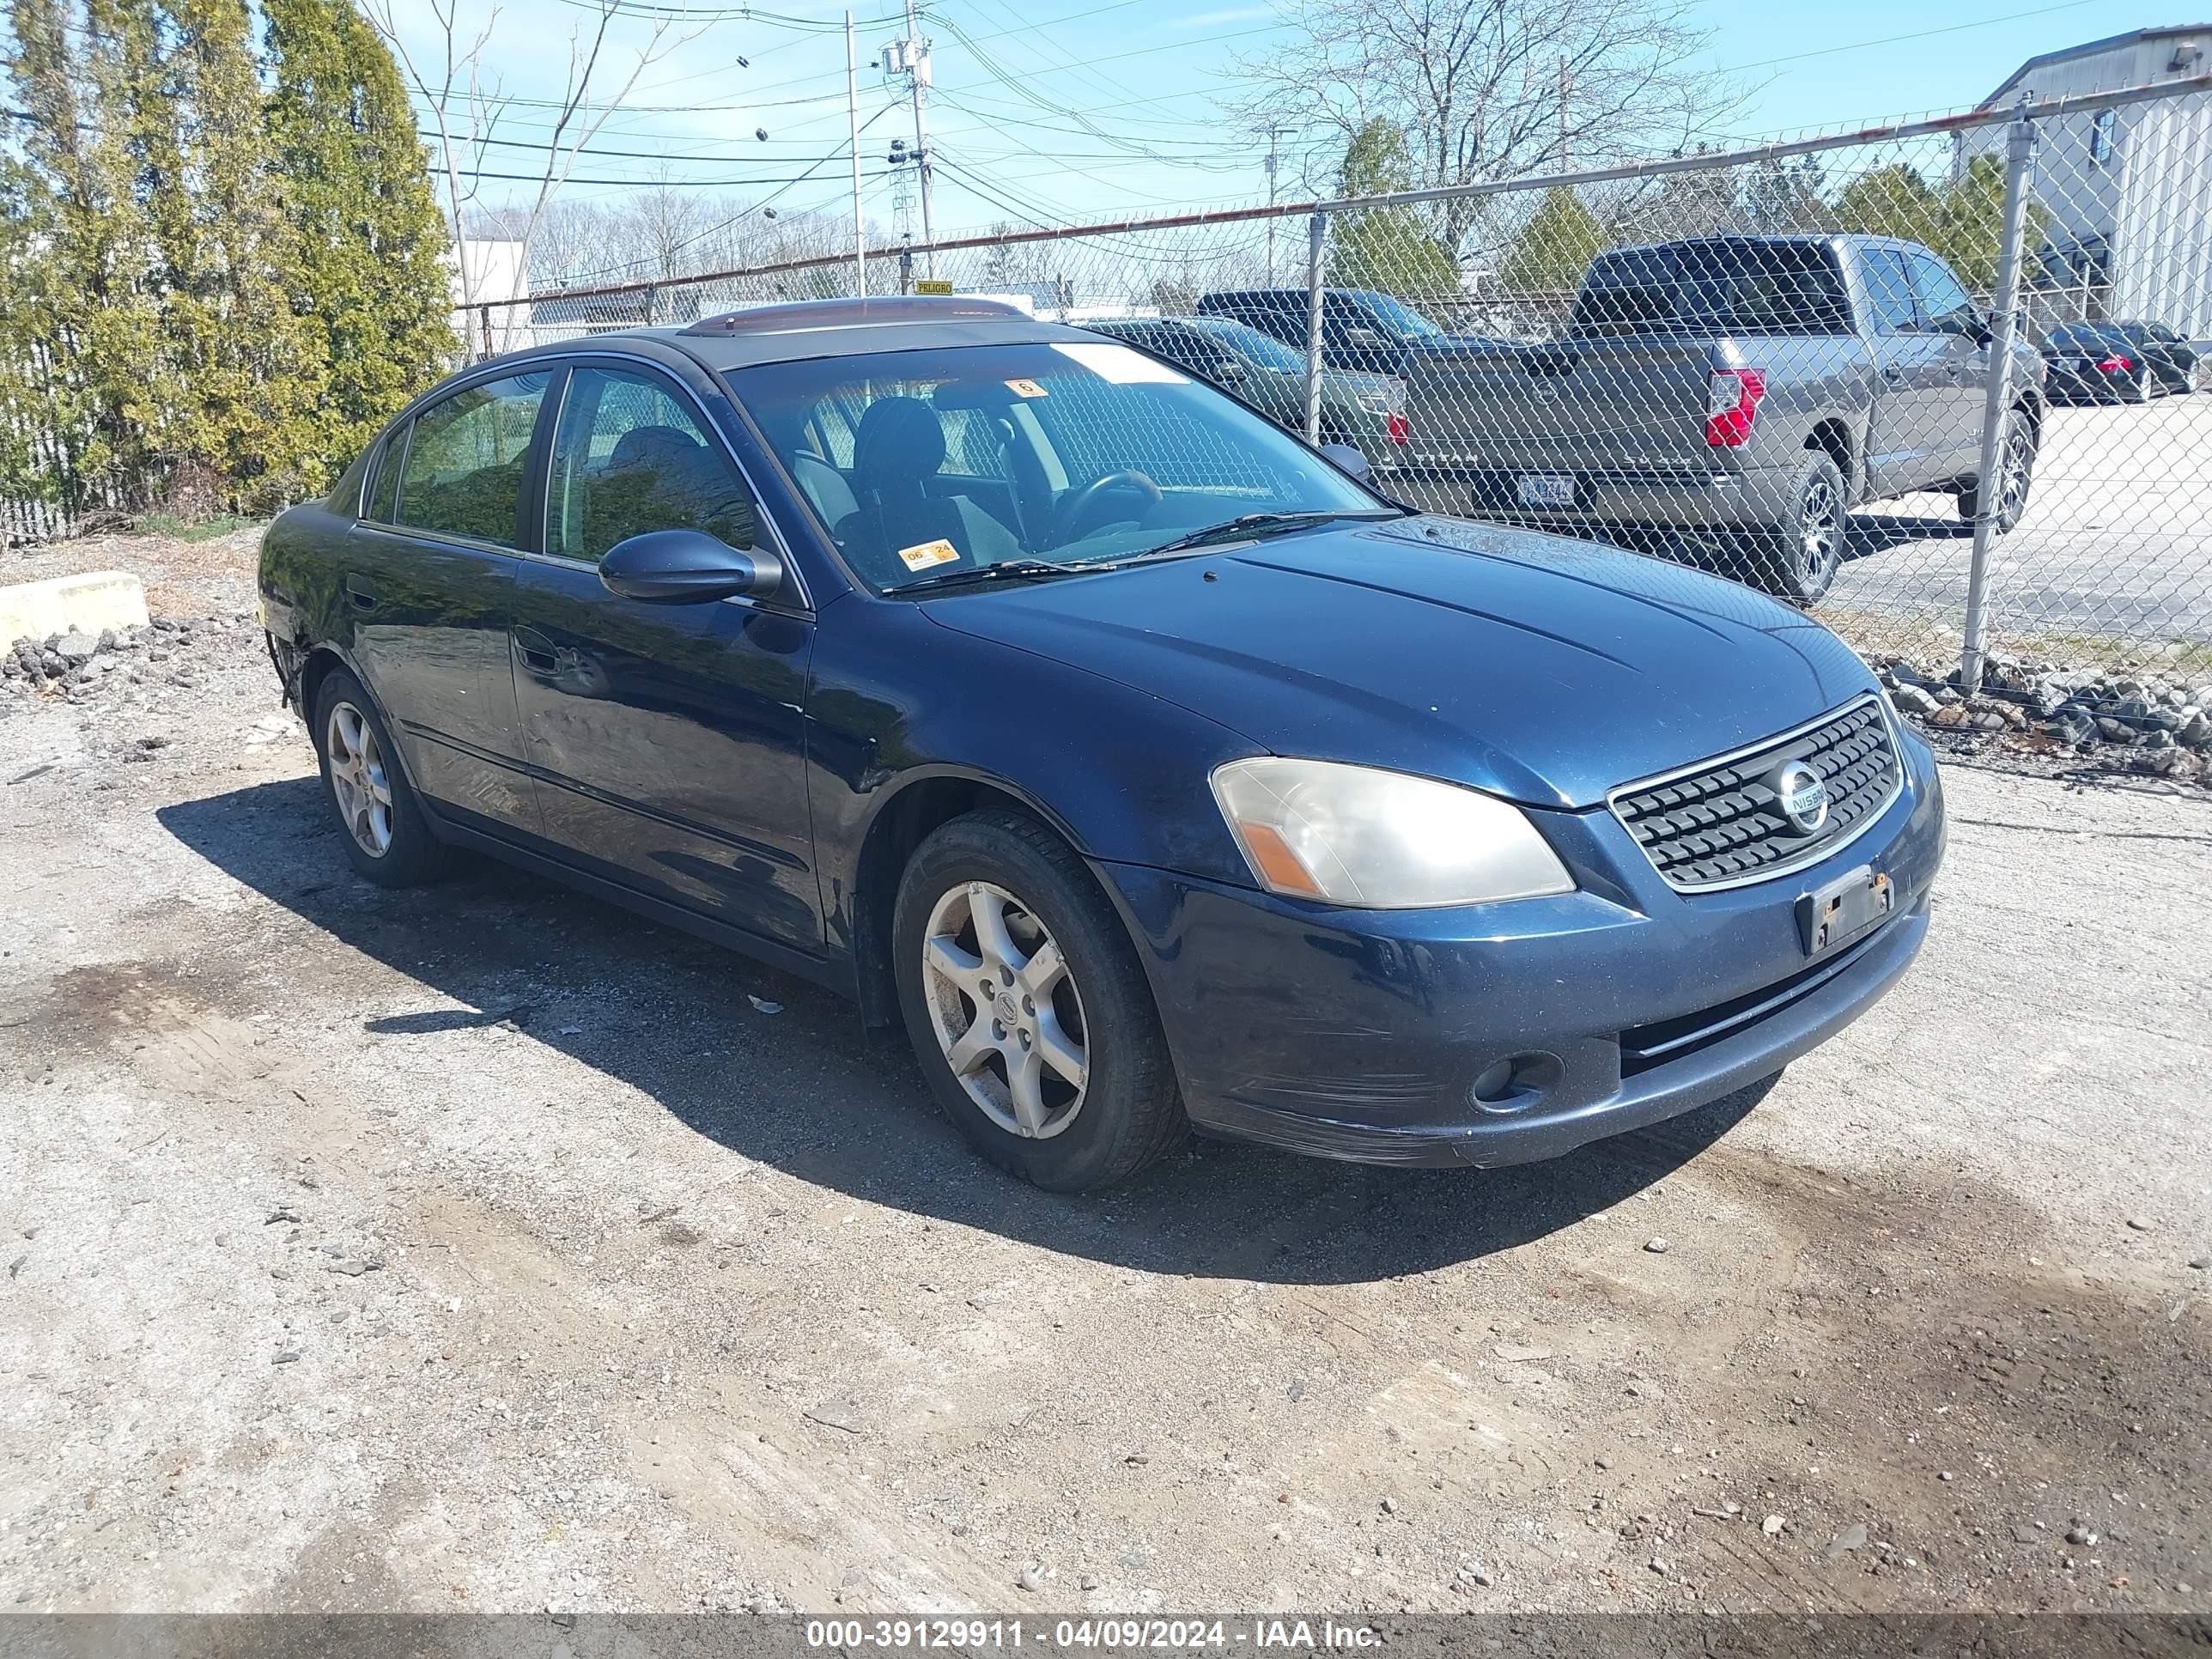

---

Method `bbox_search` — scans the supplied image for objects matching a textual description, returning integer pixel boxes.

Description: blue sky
[401,0,2151,236]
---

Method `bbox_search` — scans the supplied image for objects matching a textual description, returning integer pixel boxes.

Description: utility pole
[1264,122,1281,283]
[884,0,937,277]
[846,10,866,298]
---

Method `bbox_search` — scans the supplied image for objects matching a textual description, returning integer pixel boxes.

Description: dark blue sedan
[258,296,1945,1190]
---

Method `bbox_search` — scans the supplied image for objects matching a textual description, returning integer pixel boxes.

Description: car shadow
[160,777,1773,1286]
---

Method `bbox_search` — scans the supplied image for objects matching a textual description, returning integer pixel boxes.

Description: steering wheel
[1050,469,1164,546]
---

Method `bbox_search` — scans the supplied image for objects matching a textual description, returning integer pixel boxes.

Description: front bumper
[1097,731,1945,1168]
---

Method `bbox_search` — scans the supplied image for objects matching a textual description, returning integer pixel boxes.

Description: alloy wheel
[325,701,394,859]
[1797,474,1842,580]
[1996,421,2033,530]
[921,880,1089,1139]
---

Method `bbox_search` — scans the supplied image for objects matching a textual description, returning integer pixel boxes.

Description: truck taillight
[1386,411,1410,446]
[1705,368,1766,447]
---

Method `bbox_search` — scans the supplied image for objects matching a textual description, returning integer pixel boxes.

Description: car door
[509,356,823,952]
[343,369,547,836]
[1857,248,1954,497]
[1905,251,1989,477]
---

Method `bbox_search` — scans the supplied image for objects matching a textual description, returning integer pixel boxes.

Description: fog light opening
[1471,1053,1562,1115]
[1471,1060,1516,1103]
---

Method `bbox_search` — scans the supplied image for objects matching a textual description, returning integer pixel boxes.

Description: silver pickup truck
[1395,234,2047,602]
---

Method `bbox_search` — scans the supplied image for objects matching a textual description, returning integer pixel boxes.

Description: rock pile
[1,615,234,706]
[1877,652,2212,783]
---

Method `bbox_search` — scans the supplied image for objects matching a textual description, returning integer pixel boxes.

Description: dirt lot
[2,528,2209,1619]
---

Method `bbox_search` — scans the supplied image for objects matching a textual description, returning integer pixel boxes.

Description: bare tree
[361,0,693,307]
[1238,0,1743,252]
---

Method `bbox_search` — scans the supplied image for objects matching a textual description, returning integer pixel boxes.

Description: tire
[2129,367,2153,404]
[1751,453,1846,605]
[1955,409,2039,534]
[892,808,1187,1190]
[311,667,451,887]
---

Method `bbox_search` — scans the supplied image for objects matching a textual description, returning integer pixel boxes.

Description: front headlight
[1210,757,1575,908]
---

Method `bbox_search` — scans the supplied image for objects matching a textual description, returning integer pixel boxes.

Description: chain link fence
[465,78,2201,696]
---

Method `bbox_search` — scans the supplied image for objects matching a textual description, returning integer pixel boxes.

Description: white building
[1965,26,2212,334]
[447,239,532,356]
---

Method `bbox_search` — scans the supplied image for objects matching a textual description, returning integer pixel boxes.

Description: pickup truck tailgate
[1405,338,1718,471]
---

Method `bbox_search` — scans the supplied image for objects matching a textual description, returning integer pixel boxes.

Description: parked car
[1396,235,2048,604]
[1195,286,1459,377]
[1081,314,1408,465]
[2039,322,2159,404]
[2110,319,2199,393]
[258,295,1944,1191]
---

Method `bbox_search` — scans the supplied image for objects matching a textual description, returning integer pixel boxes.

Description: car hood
[919,516,1879,811]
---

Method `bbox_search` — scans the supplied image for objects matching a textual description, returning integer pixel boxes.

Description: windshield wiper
[890,556,1103,596]
[1139,509,1405,558]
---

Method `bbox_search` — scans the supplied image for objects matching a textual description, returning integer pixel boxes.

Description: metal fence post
[1959,97,2038,694]
[1303,210,1326,443]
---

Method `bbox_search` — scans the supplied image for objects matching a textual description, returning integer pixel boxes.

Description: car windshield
[1190,317,1307,374]
[2048,325,2122,349]
[732,339,1389,593]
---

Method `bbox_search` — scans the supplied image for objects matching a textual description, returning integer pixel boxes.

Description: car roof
[471,296,1115,377]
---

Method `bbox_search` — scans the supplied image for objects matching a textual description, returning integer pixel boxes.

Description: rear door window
[393,373,549,547]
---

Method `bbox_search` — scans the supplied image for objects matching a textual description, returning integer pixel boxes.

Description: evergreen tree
[1498,187,1607,295]
[161,0,325,507]
[264,0,457,479]
[1327,119,1457,302]
[0,0,173,513]
[1832,162,1945,249]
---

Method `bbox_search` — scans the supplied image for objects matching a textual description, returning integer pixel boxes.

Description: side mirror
[1212,358,1246,383]
[1318,442,1371,481]
[1343,326,1385,347]
[600,528,785,604]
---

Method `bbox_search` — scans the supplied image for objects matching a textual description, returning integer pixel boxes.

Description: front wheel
[892,810,1186,1190]
[1751,453,1846,605]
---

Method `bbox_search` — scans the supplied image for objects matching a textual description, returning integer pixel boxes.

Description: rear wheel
[892,809,1186,1190]
[1956,409,2038,533]
[312,668,450,887]
[1751,453,1846,605]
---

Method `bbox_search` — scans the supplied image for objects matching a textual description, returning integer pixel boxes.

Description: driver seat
[833,396,1019,585]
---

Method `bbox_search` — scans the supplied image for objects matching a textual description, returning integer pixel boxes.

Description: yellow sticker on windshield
[896,538,962,573]
[1004,378,1048,398]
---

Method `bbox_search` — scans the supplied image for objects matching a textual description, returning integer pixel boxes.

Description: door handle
[513,627,560,674]
[344,574,377,611]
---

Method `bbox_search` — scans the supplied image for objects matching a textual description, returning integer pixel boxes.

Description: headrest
[852,396,946,493]
[609,424,701,471]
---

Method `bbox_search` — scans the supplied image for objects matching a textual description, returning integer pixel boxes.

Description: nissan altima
[258,296,1945,1190]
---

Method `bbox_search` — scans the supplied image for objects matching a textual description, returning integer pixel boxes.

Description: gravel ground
[1,529,2209,1618]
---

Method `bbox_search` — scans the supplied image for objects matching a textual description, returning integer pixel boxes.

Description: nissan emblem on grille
[1771,761,1832,836]
[1608,696,1902,892]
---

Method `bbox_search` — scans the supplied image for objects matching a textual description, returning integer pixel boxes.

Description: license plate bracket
[1515,472,1577,507]
[1797,866,1893,958]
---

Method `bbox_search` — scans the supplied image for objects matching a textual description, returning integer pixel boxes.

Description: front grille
[1610,696,1901,891]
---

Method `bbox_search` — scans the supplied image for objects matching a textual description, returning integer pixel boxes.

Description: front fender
[805,594,1264,941]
